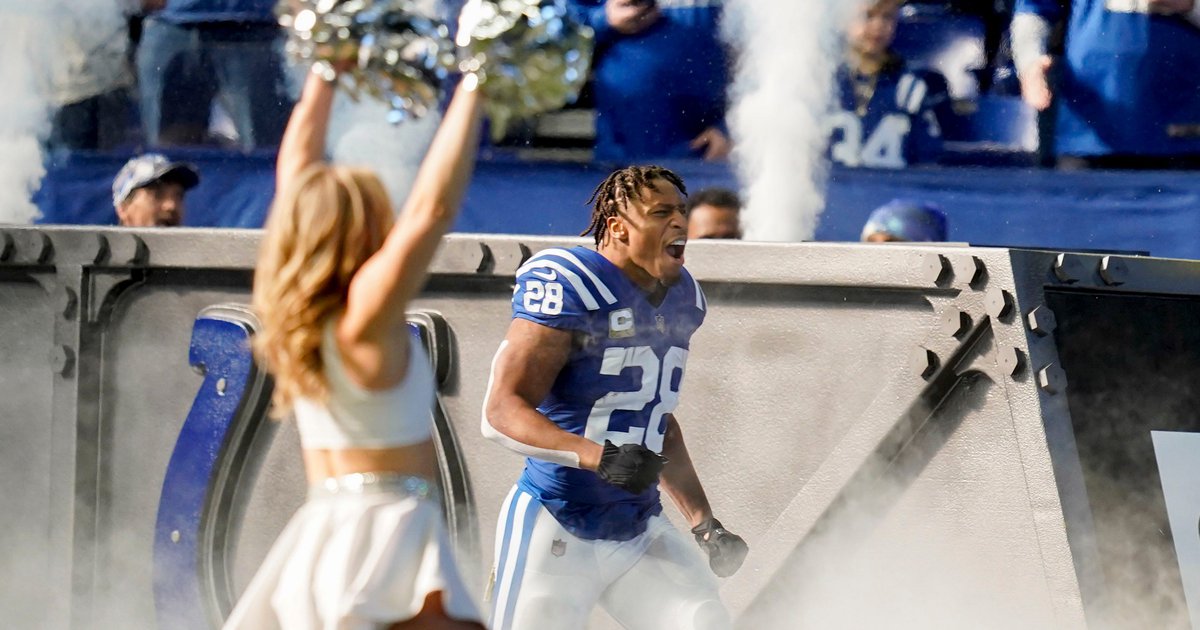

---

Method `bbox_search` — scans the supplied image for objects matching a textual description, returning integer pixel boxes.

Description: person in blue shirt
[1011,0,1200,168]
[828,0,955,168]
[481,165,748,629]
[568,1,732,162]
[136,0,292,149]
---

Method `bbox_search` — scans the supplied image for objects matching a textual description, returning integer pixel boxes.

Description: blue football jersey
[829,61,953,168]
[509,246,707,541]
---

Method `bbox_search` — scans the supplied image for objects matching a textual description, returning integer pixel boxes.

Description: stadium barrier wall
[1,226,1198,629]
[34,152,1200,260]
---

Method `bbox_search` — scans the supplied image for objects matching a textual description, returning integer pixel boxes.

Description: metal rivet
[966,256,987,288]
[171,530,181,543]
[1026,306,1057,337]
[923,253,951,286]
[910,347,938,380]
[998,347,1025,377]
[216,377,227,396]
[111,234,148,266]
[985,288,1013,320]
[1052,253,1082,284]
[476,243,494,273]
[15,231,54,265]
[491,241,532,274]
[87,234,110,265]
[941,308,972,338]
[50,345,76,377]
[1037,364,1067,395]
[57,287,78,320]
[1099,256,1128,286]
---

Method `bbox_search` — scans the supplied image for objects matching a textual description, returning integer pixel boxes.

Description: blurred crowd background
[24,0,1200,255]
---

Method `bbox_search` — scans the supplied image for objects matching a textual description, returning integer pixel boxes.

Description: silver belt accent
[309,472,434,500]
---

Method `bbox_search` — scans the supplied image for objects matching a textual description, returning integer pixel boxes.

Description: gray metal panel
[3,226,1199,629]
[92,277,252,630]
[225,417,305,598]
[0,276,55,630]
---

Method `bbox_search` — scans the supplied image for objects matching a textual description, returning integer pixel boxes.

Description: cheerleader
[222,64,486,630]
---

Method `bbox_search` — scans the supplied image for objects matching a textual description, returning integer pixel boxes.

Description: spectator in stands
[686,187,742,240]
[1011,0,1200,169]
[860,199,948,242]
[136,0,291,149]
[829,0,956,169]
[568,0,731,162]
[111,153,199,227]
[48,3,138,151]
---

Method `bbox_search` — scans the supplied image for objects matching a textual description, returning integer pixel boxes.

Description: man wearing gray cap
[111,153,200,227]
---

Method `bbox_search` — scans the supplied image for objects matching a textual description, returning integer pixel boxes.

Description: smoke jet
[723,0,863,242]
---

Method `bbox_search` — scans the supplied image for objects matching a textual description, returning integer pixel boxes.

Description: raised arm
[334,81,483,389]
[276,71,338,195]
[344,81,482,323]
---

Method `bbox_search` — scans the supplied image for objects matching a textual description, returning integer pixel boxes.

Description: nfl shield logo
[551,539,566,557]
[655,314,666,333]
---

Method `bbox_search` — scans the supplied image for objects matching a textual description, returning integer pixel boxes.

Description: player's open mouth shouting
[666,238,686,264]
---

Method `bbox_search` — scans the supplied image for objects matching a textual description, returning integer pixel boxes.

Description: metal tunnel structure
[2,225,1199,629]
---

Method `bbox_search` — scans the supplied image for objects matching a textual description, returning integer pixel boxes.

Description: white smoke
[722,0,864,242]
[0,2,54,225]
[0,0,131,225]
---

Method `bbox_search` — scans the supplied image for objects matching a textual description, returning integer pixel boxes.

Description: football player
[481,165,748,629]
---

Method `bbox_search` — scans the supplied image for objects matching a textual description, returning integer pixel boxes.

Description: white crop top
[293,320,435,449]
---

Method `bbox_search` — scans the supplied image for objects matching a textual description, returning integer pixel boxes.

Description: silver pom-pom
[456,0,593,139]
[278,0,457,121]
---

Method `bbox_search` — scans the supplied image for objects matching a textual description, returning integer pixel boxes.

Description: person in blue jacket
[137,0,292,149]
[568,0,732,162]
[1011,0,1200,168]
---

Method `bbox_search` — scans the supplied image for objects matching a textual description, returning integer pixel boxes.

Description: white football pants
[487,485,731,630]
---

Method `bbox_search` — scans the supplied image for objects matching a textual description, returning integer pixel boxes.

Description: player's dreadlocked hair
[581,165,688,247]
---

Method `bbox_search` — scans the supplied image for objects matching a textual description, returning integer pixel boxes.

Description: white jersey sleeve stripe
[538,248,618,305]
[690,274,706,311]
[517,260,601,310]
[906,76,927,114]
[516,250,579,277]
[895,73,914,111]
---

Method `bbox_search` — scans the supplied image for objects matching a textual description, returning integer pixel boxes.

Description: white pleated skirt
[222,474,481,630]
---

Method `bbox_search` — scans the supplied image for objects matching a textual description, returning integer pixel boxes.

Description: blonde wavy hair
[252,164,394,415]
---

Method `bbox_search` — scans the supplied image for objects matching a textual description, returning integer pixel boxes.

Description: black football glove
[691,517,748,577]
[596,440,667,494]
